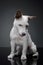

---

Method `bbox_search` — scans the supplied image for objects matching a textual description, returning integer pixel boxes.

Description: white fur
[8,15,38,60]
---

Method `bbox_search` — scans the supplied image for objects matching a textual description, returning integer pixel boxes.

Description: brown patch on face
[15,10,22,19]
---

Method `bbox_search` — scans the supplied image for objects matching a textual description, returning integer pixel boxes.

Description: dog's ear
[28,16,37,20]
[15,10,22,19]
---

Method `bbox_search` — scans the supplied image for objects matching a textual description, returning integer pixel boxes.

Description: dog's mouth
[20,35,24,37]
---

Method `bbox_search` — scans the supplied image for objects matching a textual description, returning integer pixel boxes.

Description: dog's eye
[19,24,22,26]
[26,25,29,29]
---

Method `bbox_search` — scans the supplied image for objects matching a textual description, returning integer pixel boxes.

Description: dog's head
[14,10,29,37]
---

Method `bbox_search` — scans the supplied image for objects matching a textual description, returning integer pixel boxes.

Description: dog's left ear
[28,16,37,20]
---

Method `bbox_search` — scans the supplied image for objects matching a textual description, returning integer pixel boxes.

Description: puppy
[8,10,38,60]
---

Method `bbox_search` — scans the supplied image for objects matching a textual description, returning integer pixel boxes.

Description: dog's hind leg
[28,33,38,57]
[30,42,38,57]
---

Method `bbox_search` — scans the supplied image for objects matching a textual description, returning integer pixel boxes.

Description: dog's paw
[21,55,27,60]
[32,52,39,57]
[7,53,14,59]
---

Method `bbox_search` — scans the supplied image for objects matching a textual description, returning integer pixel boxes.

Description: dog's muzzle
[20,33,26,37]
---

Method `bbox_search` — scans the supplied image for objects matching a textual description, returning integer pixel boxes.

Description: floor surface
[0,47,43,65]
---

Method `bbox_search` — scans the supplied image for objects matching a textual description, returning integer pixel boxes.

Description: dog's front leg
[21,38,27,60]
[8,40,16,59]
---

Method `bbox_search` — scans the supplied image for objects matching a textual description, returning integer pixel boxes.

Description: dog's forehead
[16,15,29,25]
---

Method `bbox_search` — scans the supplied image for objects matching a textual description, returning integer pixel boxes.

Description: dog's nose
[22,33,26,36]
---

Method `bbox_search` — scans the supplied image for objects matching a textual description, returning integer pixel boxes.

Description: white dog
[8,10,38,60]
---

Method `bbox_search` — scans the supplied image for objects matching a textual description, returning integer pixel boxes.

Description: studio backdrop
[0,0,43,47]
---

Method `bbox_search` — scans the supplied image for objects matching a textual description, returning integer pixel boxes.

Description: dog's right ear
[15,10,22,19]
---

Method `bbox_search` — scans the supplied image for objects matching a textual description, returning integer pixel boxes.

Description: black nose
[22,33,26,36]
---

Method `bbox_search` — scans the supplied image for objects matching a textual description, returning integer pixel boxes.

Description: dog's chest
[15,36,24,44]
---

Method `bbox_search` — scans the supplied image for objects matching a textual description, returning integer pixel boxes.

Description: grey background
[0,0,43,47]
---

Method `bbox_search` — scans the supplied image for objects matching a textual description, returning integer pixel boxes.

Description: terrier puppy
[8,10,38,60]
